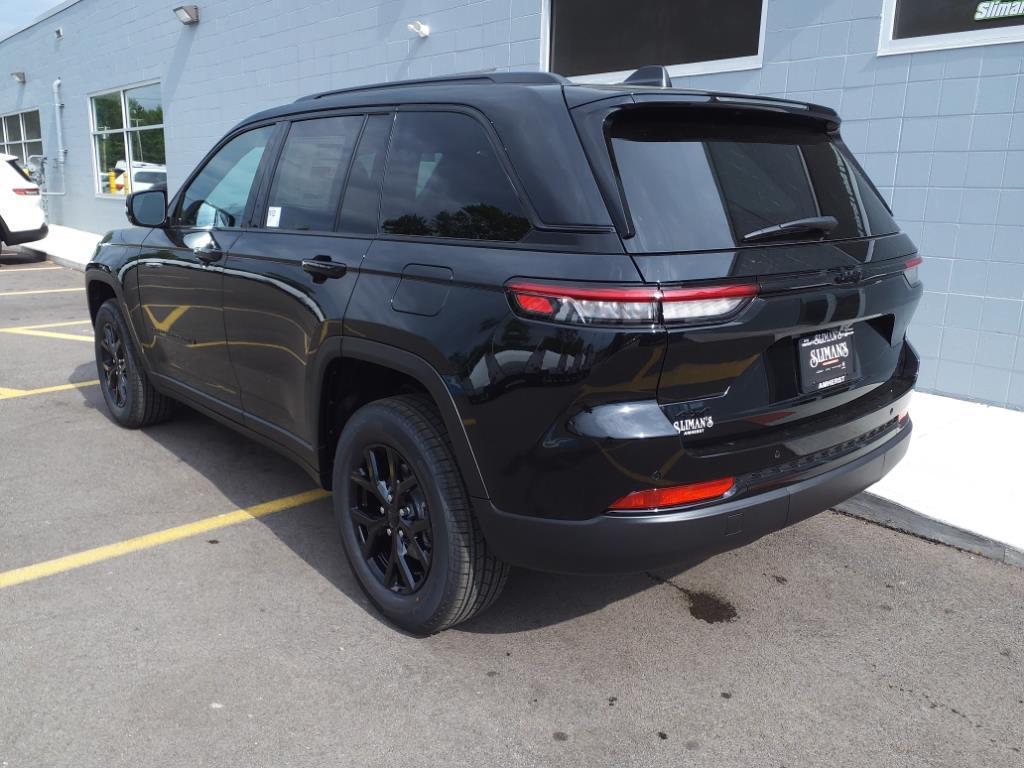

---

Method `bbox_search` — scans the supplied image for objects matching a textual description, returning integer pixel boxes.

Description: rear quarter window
[380,112,530,242]
[609,109,898,253]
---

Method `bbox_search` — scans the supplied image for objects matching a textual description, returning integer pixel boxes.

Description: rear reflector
[507,281,756,326]
[904,255,923,285]
[12,188,39,196]
[609,477,735,511]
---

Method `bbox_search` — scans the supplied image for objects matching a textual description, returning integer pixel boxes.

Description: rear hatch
[587,101,922,445]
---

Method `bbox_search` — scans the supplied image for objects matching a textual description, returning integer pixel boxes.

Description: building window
[90,83,166,196]
[880,0,1024,55]
[0,110,43,170]
[545,0,767,81]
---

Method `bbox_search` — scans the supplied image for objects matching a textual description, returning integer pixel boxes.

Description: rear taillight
[609,477,735,511]
[12,188,39,196]
[904,255,923,286]
[507,281,757,326]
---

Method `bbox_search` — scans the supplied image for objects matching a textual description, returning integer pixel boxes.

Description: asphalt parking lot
[1,248,1022,767]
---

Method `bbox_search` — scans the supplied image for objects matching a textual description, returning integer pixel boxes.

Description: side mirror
[126,189,168,228]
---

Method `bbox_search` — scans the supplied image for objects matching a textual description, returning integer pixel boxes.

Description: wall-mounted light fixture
[11,72,26,84]
[407,20,430,38]
[173,5,200,25]
[55,27,64,39]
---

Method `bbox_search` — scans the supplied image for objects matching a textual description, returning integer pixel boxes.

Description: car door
[136,125,275,415]
[221,113,392,458]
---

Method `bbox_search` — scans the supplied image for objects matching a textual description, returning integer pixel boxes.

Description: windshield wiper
[741,215,838,244]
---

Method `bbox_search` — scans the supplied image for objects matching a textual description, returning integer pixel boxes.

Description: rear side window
[266,116,363,231]
[609,109,898,253]
[380,112,530,242]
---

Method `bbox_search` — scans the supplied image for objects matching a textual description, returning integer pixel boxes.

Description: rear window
[609,109,898,253]
[6,159,32,184]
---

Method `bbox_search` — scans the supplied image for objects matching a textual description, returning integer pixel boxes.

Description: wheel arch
[316,337,488,500]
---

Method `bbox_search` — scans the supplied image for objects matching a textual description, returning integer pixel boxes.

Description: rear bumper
[474,419,911,574]
[2,222,48,246]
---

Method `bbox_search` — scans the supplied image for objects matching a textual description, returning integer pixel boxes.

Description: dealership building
[1,0,1023,409]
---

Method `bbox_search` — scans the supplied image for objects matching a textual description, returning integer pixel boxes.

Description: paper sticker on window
[266,206,281,228]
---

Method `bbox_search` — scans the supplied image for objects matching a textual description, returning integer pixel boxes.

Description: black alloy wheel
[350,444,433,594]
[99,320,129,409]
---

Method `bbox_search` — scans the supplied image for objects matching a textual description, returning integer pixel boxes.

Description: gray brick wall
[1,0,1022,408]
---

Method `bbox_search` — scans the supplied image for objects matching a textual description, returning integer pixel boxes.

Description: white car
[114,162,167,194]
[0,154,47,252]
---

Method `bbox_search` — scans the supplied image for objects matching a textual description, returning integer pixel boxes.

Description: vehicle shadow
[69,361,685,635]
[0,247,46,267]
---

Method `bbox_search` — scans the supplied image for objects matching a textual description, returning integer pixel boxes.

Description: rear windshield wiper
[741,215,838,244]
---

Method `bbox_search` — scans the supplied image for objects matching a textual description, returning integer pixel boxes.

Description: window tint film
[380,112,530,242]
[609,110,898,253]
[338,114,392,235]
[178,126,273,228]
[266,116,362,231]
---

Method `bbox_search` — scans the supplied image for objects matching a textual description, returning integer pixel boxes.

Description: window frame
[374,104,538,247]
[88,80,165,199]
[170,121,282,231]
[878,0,1024,55]
[540,0,768,82]
[0,108,44,170]
[254,112,373,236]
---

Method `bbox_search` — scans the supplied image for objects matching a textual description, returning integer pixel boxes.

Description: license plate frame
[797,325,858,394]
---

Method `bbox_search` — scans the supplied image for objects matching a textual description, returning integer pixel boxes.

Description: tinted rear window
[6,159,32,183]
[609,110,898,253]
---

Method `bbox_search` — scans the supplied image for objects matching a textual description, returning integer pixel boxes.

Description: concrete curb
[24,247,87,272]
[837,493,1024,568]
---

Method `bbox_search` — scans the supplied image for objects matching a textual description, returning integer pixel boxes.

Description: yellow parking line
[0,489,331,589]
[0,320,91,331]
[0,380,99,401]
[0,287,85,297]
[2,328,93,342]
[0,320,94,343]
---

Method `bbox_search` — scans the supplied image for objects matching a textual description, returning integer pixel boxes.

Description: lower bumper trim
[473,421,912,574]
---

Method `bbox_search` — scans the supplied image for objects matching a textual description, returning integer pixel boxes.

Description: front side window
[265,116,363,231]
[549,0,766,79]
[177,126,273,229]
[91,83,166,196]
[610,109,898,253]
[380,112,530,242]
[1,110,43,170]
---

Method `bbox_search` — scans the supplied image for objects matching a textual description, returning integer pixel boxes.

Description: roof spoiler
[623,65,672,88]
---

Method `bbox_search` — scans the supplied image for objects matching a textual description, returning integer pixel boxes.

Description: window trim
[170,121,282,231]
[540,0,768,82]
[0,108,44,169]
[878,0,1024,55]
[87,79,165,200]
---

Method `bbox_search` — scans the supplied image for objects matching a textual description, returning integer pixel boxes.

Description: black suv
[85,69,921,633]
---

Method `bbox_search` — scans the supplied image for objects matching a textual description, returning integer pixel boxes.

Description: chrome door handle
[193,245,224,263]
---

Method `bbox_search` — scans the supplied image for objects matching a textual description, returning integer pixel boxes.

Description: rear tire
[93,299,174,428]
[332,394,508,634]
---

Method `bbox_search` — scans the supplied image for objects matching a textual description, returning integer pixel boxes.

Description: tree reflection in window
[380,112,531,242]
[383,204,529,241]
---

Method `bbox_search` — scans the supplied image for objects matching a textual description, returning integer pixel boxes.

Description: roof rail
[295,71,568,102]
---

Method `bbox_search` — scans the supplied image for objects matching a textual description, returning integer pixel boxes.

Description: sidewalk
[23,224,101,270]
[849,391,1024,564]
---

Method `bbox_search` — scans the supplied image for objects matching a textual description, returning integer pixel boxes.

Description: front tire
[332,395,508,634]
[93,299,174,428]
